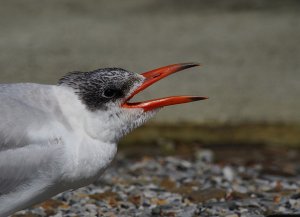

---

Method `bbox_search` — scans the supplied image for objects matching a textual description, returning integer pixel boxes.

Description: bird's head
[58,63,207,143]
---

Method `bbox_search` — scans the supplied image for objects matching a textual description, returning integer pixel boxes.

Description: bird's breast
[60,136,117,187]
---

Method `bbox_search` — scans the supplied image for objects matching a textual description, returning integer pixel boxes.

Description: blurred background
[0,0,300,148]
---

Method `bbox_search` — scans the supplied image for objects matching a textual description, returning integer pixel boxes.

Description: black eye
[103,89,118,98]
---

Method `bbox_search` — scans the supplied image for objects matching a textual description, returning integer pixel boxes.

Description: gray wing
[0,83,66,150]
[0,83,67,195]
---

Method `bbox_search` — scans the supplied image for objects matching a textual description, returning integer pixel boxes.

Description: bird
[0,63,207,216]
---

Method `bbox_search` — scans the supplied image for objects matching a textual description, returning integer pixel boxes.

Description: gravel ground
[12,148,300,217]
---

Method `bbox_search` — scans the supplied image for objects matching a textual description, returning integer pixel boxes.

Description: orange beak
[122,63,208,111]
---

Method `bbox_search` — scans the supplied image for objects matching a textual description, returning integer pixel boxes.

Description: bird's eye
[103,89,118,98]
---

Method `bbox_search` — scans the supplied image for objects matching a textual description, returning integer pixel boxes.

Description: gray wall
[0,0,299,123]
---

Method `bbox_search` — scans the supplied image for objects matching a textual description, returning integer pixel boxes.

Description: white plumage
[0,84,116,216]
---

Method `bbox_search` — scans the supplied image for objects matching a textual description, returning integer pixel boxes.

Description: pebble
[223,166,235,181]
[196,149,214,163]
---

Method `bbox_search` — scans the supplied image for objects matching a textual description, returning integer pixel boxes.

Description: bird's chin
[126,106,159,128]
[132,108,159,129]
[106,107,159,143]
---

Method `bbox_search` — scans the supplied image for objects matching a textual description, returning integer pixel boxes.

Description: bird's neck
[53,86,150,144]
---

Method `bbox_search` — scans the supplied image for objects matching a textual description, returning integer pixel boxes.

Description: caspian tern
[0,63,207,216]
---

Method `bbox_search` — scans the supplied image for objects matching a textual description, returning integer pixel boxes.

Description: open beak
[122,63,208,111]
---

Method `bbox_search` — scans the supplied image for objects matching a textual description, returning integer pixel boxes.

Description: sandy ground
[0,0,299,124]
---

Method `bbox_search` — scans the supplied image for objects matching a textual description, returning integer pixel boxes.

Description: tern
[0,63,207,216]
